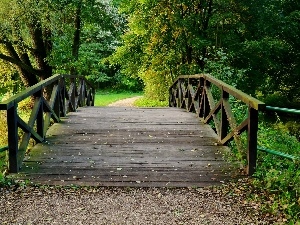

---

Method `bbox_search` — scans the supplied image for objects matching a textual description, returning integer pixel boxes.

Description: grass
[94,90,142,106]
[134,97,168,107]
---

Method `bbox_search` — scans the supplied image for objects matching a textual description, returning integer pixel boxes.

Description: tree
[111,0,216,99]
[0,0,123,92]
[0,0,52,88]
[112,0,300,104]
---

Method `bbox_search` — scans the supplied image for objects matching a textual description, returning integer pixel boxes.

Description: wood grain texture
[18,107,241,187]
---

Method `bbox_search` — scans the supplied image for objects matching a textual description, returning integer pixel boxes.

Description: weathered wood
[220,92,229,140]
[202,86,210,118]
[0,74,95,172]
[247,107,258,175]
[7,105,19,172]
[173,74,265,110]
[169,73,265,175]
[0,74,63,110]
[18,107,241,187]
[220,119,248,145]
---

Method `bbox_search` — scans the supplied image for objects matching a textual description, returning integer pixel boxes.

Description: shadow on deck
[17,107,241,187]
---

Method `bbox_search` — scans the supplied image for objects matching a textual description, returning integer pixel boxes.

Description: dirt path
[108,96,142,107]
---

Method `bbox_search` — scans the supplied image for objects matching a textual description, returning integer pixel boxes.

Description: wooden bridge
[0,74,266,187]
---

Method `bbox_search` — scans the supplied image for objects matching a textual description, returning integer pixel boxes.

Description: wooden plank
[18,107,241,187]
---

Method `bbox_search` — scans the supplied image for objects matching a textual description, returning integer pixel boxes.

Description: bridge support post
[247,107,258,175]
[7,104,19,173]
[220,91,229,140]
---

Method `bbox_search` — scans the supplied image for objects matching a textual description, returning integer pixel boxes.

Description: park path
[108,96,142,107]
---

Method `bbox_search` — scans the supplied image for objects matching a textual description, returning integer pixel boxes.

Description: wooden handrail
[0,74,96,172]
[169,74,265,175]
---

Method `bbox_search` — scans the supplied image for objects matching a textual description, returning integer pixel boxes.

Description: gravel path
[0,185,278,224]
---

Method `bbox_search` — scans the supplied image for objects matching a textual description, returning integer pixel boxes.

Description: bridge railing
[0,74,95,172]
[169,74,265,175]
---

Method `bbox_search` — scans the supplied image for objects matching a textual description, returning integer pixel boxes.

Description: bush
[134,97,168,107]
[253,121,300,222]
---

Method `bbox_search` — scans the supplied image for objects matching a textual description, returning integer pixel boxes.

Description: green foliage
[0,0,128,93]
[0,174,14,187]
[254,121,300,221]
[204,48,246,88]
[134,97,168,107]
[0,58,22,95]
[112,0,300,105]
[51,0,126,85]
[111,0,218,100]
[0,111,7,175]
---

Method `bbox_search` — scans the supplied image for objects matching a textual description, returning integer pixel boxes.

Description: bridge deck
[18,107,240,187]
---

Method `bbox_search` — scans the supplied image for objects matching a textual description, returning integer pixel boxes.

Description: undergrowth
[134,97,168,107]
[211,98,300,222]
[253,120,300,222]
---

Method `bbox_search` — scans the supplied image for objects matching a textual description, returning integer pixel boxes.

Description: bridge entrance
[18,107,239,187]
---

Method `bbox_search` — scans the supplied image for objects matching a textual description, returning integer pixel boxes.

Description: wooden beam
[247,107,258,175]
[203,100,221,124]
[220,119,248,145]
[222,97,244,151]
[17,116,44,143]
[7,104,19,172]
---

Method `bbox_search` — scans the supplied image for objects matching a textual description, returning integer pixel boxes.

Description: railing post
[36,90,44,139]
[69,78,76,112]
[187,78,192,112]
[247,107,259,175]
[203,80,210,118]
[79,78,85,107]
[177,79,182,108]
[61,78,67,117]
[198,77,205,117]
[91,88,95,106]
[53,84,61,120]
[7,104,19,172]
[220,90,229,140]
[169,86,174,107]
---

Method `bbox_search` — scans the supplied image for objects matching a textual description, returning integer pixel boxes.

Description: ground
[0,184,278,224]
[107,96,142,107]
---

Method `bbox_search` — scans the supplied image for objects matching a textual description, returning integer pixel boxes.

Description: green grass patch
[134,97,168,107]
[94,90,142,106]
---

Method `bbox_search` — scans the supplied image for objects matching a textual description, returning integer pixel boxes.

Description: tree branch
[0,53,42,76]
[0,39,37,54]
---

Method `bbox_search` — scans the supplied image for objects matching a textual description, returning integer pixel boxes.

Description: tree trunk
[70,1,82,75]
